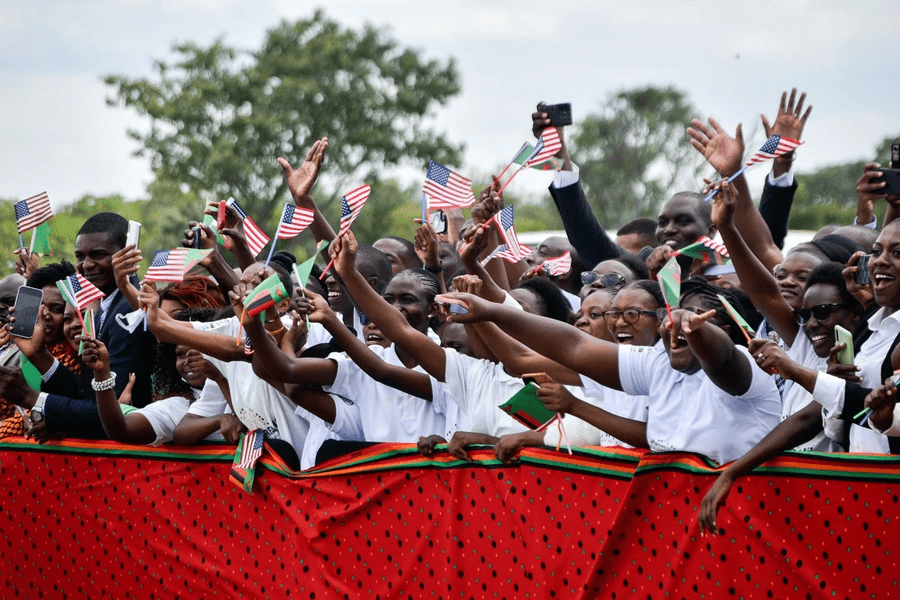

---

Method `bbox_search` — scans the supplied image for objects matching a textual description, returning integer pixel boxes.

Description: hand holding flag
[320,185,371,279]
[541,251,572,277]
[225,198,271,256]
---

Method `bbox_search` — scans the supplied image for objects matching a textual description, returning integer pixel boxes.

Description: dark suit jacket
[43,281,156,437]
[758,178,797,250]
[548,180,622,269]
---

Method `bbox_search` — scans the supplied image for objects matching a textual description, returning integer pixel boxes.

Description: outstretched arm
[333,232,449,382]
[471,321,582,384]
[537,382,648,448]
[278,138,335,260]
[669,308,753,396]
[687,117,783,271]
[712,181,799,345]
[443,292,621,389]
[303,290,434,400]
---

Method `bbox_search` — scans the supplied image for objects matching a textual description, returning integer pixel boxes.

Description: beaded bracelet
[91,372,117,392]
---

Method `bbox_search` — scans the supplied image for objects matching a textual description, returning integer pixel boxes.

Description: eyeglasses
[581,272,626,288]
[655,305,710,323]
[794,303,847,326]
[603,309,659,325]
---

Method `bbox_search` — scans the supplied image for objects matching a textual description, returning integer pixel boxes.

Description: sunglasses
[793,303,847,326]
[603,309,659,325]
[581,272,626,288]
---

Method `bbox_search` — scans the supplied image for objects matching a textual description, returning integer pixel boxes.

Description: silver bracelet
[91,372,117,392]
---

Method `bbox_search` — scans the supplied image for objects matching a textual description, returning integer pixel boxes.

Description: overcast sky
[2,1,898,211]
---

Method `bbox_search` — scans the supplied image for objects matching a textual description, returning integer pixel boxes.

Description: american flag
[14,192,54,234]
[275,204,314,240]
[236,429,265,469]
[65,273,105,309]
[144,248,188,282]
[542,251,572,276]
[523,128,563,169]
[225,198,270,256]
[745,135,803,167]
[338,184,371,236]
[481,243,533,265]
[497,205,524,258]
[423,161,476,209]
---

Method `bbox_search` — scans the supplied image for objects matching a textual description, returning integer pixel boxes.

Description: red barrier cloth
[0,438,897,599]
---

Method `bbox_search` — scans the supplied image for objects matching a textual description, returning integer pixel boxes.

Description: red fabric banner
[0,437,897,599]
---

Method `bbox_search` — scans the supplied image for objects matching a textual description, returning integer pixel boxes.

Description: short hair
[356,245,393,295]
[385,236,423,269]
[617,253,651,280]
[518,277,571,323]
[621,279,664,309]
[77,212,128,249]
[680,278,749,347]
[669,192,713,227]
[159,276,225,310]
[27,260,75,290]
[269,251,298,274]
[617,218,657,240]
[394,268,441,304]
[804,262,863,315]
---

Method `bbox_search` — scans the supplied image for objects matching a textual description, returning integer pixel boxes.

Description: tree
[788,135,900,230]
[569,86,706,227]
[105,10,462,235]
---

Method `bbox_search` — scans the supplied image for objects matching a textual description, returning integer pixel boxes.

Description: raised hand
[687,117,744,177]
[277,137,328,206]
[666,307,717,347]
[856,162,889,225]
[438,292,494,323]
[111,244,142,284]
[470,190,503,226]
[748,338,793,377]
[414,222,442,270]
[826,341,861,383]
[458,224,490,266]
[280,312,308,356]
[137,281,161,324]
[78,336,109,373]
[331,232,359,277]
[451,274,483,296]
[864,377,898,432]
[9,305,47,359]
[531,101,566,157]
[761,88,811,142]
[842,251,874,310]
[645,245,675,279]
[13,248,40,279]
[710,180,739,230]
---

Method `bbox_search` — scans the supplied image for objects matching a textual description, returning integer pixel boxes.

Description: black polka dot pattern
[0,440,897,598]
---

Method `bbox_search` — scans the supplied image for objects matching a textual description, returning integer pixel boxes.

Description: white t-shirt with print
[617,344,781,465]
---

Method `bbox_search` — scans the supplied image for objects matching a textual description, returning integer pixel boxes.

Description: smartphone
[542,103,573,127]
[891,142,899,169]
[834,325,854,365]
[192,226,203,249]
[855,254,872,286]
[435,294,468,315]
[10,286,43,339]
[430,210,448,235]
[217,200,227,230]
[870,168,900,196]
[126,220,141,249]
[523,372,554,386]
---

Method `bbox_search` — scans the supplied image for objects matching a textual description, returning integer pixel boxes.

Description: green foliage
[789,135,899,231]
[570,86,705,228]
[105,9,462,227]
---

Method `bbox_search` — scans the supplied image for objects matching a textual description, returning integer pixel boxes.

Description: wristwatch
[31,392,48,424]
[425,262,443,275]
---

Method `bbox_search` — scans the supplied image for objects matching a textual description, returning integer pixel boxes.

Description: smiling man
[0,212,157,440]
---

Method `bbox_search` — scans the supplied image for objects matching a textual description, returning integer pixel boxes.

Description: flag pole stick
[319,257,335,281]
[264,217,283,269]
[703,165,748,202]
[497,166,525,195]
[18,234,25,250]
[421,192,429,224]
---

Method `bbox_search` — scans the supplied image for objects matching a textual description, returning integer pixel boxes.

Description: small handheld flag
[717,293,754,344]
[496,205,524,260]
[657,257,681,323]
[320,185,371,279]
[226,198,271,256]
[704,134,803,201]
[229,429,265,493]
[498,384,557,430]
[14,192,54,235]
[145,249,188,282]
[265,204,315,267]
[523,127,562,169]
[423,160,476,209]
[29,222,52,257]
[674,236,730,265]
[243,273,289,319]
[61,274,105,309]
[541,251,572,277]
[481,243,533,266]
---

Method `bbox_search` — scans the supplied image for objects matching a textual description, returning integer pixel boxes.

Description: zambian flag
[511,142,565,172]
[243,273,289,318]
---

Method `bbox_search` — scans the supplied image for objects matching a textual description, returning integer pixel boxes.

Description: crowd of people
[1,89,899,534]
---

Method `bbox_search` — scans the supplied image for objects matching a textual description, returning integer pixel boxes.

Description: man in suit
[0,213,155,439]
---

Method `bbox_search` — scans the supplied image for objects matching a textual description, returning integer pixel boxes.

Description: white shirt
[191,317,310,452]
[439,348,530,438]
[136,388,201,446]
[185,378,232,441]
[618,344,781,465]
[572,375,650,449]
[782,332,841,452]
[323,344,448,443]
[295,401,355,470]
[856,307,900,388]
